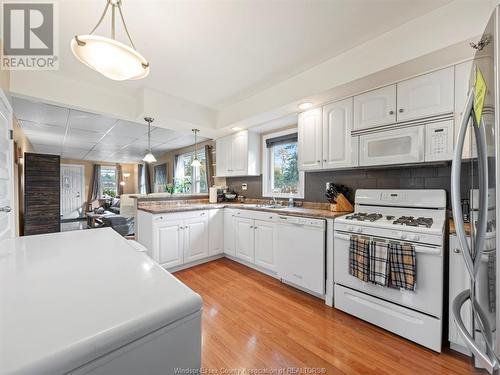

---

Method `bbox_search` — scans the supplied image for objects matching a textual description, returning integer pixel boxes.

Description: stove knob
[356,227,363,233]
[400,233,407,240]
[347,226,354,232]
[411,234,420,241]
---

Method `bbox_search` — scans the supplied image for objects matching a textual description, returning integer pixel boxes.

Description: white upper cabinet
[216,130,260,177]
[298,108,323,171]
[396,67,454,122]
[353,85,396,130]
[322,98,357,169]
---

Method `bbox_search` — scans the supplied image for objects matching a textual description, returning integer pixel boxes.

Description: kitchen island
[0,228,202,375]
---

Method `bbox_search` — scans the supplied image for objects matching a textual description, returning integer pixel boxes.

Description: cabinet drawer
[153,210,209,223]
[232,209,276,222]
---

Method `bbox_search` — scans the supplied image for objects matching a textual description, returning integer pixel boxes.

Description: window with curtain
[174,149,208,194]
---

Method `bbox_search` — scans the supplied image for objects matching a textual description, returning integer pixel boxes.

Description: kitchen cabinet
[215,130,260,177]
[397,67,454,122]
[157,220,184,268]
[183,214,209,263]
[224,209,235,256]
[322,98,357,168]
[209,209,224,255]
[353,84,396,130]
[298,108,323,171]
[253,220,277,272]
[234,217,255,263]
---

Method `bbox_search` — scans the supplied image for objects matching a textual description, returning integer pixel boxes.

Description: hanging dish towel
[388,242,416,291]
[349,236,370,282]
[369,241,390,286]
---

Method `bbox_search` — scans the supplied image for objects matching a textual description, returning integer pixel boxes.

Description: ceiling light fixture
[298,102,313,110]
[143,117,157,163]
[71,0,150,81]
[191,129,201,168]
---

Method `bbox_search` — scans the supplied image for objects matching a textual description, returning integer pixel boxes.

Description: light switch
[242,183,248,191]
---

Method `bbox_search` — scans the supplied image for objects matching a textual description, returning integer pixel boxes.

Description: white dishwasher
[276,215,326,296]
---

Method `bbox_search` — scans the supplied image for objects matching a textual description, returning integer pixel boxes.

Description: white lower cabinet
[183,215,209,263]
[223,209,235,256]
[157,220,184,268]
[234,217,255,262]
[209,209,224,255]
[254,220,277,272]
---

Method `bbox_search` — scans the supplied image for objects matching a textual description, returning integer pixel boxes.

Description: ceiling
[12,97,208,163]
[56,0,452,110]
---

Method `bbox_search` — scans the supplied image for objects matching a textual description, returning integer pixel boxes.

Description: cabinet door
[322,98,357,169]
[216,136,231,177]
[157,221,184,268]
[234,217,255,263]
[353,85,396,130]
[254,220,276,272]
[209,209,224,255]
[223,210,235,255]
[183,214,209,263]
[230,131,248,176]
[298,108,322,170]
[397,67,454,121]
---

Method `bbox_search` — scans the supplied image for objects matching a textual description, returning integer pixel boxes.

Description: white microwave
[356,119,453,167]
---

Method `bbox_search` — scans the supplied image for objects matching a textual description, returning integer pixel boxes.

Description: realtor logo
[1,1,59,70]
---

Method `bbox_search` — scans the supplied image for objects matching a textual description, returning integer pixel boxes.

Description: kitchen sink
[245,204,286,209]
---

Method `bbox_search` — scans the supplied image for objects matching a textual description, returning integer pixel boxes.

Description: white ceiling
[12,97,208,163]
[56,0,452,110]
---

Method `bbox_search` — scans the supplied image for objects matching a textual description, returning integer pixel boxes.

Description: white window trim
[174,149,208,194]
[262,128,304,199]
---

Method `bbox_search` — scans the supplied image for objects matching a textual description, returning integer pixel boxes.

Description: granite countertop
[449,218,472,236]
[138,203,351,219]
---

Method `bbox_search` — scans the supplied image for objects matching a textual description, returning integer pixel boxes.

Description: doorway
[60,164,85,220]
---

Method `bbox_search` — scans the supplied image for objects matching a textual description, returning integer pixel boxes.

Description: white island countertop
[0,228,202,375]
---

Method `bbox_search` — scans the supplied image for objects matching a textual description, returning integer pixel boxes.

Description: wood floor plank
[174,258,479,374]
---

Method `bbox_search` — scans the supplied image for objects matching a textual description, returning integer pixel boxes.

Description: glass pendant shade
[191,158,201,167]
[71,35,149,81]
[143,152,157,163]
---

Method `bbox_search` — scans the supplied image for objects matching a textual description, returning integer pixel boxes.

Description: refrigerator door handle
[472,115,489,277]
[452,290,498,373]
[451,89,475,280]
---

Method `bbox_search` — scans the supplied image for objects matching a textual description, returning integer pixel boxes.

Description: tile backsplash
[226,162,476,208]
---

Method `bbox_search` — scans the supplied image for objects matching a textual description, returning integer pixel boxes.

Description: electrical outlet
[242,183,248,191]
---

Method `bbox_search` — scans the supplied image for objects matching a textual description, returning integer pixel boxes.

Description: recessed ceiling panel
[13,97,69,127]
[69,109,117,133]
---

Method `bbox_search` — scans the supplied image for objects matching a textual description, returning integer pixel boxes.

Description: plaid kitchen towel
[349,236,370,282]
[388,242,416,291]
[369,241,390,286]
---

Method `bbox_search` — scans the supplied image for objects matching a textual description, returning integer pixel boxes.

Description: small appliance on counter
[224,191,238,201]
[209,186,221,203]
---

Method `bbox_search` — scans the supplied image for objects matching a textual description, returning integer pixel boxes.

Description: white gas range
[333,189,446,352]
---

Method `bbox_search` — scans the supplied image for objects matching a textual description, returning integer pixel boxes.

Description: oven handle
[333,232,441,255]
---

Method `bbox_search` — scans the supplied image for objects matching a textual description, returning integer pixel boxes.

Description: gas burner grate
[393,216,433,228]
[345,212,383,222]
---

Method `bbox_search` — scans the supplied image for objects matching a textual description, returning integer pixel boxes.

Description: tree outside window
[174,150,208,194]
[100,166,117,197]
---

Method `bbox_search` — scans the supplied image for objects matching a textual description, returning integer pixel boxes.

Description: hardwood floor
[174,258,480,375]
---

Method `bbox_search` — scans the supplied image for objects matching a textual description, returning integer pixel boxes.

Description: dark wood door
[24,153,60,235]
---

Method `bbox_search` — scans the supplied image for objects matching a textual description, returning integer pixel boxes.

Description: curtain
[88,164,101,203]
[138,163,152,194]
[205,144,214,188]
[117,164,123,196]
[174,154,185,182]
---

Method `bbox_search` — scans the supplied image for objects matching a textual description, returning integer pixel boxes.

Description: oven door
[333,231,443,318]
[358,125,424,166]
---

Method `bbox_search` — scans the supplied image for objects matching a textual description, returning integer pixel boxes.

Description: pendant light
[143,117,157,163]
[71,0,149,81]
[191,129,201,167]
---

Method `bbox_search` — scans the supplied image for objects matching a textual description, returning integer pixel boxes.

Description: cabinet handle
[323,159,327,162]
[317,160,320,163]
[389,110,394,115]
[398,108,404,113]
[200,212,206,216]
[453,248,461,254]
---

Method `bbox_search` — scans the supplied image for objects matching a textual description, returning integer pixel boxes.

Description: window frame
[99,165,117,197]
[174,149,208,194]
[262,128,304,199]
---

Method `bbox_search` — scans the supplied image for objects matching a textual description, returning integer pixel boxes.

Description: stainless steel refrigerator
[451,6,500,373]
